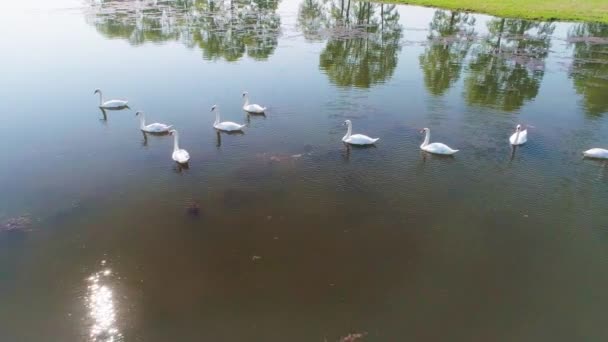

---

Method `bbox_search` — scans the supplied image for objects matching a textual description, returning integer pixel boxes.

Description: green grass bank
[383,0,608,23]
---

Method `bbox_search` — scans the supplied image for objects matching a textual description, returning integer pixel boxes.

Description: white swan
[509,124,528,145]
[136,111,172,133]
[342,120,379,145]
[211,105,245,132]
[169,129,190,164]
[420,128,459,155]
[242,91,266,114]
[583,148,608,159]
[94,89,128,109]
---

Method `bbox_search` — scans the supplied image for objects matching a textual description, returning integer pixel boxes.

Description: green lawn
[382,0,608,23]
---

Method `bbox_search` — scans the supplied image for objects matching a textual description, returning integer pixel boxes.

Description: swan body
[242,91,266,114]
[94,89,128,109]
[211,105,245,132]
[583,148,608,159]
[169,129,190,164]
[420,128,459,155]
[509,124,528,145]
[136,111,172,133]
[342,120,379,145]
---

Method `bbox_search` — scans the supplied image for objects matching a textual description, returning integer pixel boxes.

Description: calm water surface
[2,0,608,340]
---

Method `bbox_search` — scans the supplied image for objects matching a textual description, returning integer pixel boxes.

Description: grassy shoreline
[380,0,608,23]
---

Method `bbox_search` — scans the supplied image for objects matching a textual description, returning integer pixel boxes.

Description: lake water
[2,0,608,341]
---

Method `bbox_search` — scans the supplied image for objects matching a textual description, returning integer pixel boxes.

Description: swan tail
[373,138,380,143]
[451,149,460,154]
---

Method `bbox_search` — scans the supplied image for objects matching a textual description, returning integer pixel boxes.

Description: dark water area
[2,0,608,341]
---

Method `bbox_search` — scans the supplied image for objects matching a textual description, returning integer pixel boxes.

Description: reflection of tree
[419,10,475,96]
[464,19,554,111]
[568,24,608,116]
[310,1,402,88]
[191,0,280,61]
[297,0,329,41]
[87,0,281,61]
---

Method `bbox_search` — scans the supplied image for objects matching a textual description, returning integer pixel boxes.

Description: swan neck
[173,132,180,152]
[422,130,430,147]
[345,122,352,139]
[514,130,520,143]
[139,113,145,129]
[98,91,103,106]
[243,95,249,106]
[214,109,220,125]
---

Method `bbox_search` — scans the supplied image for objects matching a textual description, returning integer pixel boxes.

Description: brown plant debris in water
[339,332,367,342]
[184,199,201,218]
[255,151,309,165]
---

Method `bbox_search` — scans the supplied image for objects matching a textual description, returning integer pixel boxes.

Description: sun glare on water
[86,267,122,342]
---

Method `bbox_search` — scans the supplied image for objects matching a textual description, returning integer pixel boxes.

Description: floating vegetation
[566,36,608,45]
[1,215,32,233]
[339,332,367,342]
